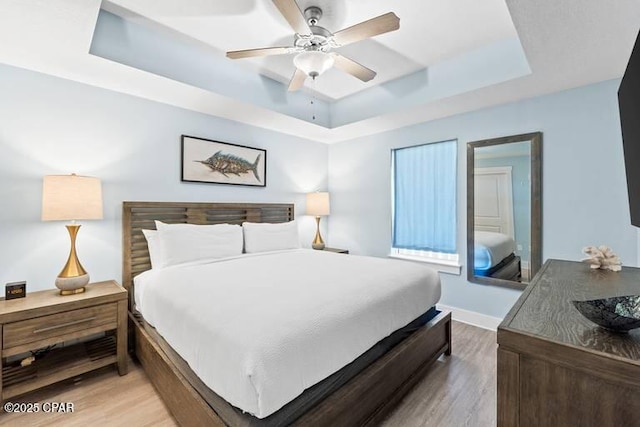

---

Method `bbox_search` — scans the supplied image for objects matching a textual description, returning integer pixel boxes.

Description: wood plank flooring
[0,321,496,426]
[381,321,497,427]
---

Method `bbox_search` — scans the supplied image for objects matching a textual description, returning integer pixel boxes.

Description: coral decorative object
[581,245,622,272]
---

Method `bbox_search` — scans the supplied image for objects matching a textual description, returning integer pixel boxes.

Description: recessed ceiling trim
[0,0,638,145]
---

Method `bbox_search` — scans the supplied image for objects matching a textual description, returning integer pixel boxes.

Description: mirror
[467,132,542,289]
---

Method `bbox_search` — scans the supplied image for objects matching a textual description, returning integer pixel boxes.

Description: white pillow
[242,221,300,253]
[155,221,243,267]
[141,229,163,269]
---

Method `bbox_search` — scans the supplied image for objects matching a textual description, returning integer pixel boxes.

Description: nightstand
[0,280,127,402]
[322,247,349,254]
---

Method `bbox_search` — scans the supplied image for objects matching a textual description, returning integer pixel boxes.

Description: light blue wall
[475,154,531,264]
[1,57,634,319]
[0,63,328,292]
[327,79,636,319]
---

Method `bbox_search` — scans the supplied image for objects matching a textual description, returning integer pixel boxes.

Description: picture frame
[181,135,267,187]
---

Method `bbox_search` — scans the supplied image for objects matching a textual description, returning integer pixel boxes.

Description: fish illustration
[196,151,261,182]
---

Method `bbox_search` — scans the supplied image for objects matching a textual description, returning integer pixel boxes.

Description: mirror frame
[466,132,542,290]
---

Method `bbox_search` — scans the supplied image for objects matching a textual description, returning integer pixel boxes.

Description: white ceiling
[0,0,639,144]
[107,0,519,100]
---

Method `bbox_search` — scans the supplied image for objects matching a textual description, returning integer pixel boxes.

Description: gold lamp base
[56,275,89,295]
[312,216,325,250]
[56,224,90,296]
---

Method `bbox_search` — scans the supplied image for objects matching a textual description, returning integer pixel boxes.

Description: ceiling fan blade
[332,12,400,47]
[332,54,377,82]
[272,0,311,35]
[288,68,307,91]
[226,46,293,59]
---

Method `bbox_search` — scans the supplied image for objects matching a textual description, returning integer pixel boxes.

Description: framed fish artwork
[181,135,267,187]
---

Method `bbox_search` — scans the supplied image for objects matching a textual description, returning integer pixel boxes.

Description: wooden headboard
[122,201,295,302]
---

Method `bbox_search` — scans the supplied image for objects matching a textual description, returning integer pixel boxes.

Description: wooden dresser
[497,259,640,426]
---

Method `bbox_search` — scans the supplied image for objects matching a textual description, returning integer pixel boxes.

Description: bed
[123,201,452,426]
[473,230,521,281]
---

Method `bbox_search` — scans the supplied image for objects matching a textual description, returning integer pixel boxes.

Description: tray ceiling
[106,0,519,100]
[0,0,638,143]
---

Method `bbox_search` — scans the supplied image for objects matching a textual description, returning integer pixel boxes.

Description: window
[391,139,459,273]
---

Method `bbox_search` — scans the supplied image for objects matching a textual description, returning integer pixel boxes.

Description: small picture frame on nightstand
[5,281,26,300]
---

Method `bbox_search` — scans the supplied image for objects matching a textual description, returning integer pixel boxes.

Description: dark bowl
[572,295,640,332]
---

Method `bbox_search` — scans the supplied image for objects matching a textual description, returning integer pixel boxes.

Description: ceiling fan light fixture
[227,2,400,91]
[293,51,334,78]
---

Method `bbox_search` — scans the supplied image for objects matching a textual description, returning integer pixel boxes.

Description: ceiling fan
[226,0,400,91]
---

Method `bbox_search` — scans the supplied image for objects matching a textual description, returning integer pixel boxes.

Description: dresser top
[0,280,126,323]
[499,259,640,361]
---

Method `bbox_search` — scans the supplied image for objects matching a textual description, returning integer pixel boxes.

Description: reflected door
[475,167,514,237]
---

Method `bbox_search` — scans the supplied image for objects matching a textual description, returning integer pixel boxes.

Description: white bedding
[474,230,516,270]
[134,249,440,418]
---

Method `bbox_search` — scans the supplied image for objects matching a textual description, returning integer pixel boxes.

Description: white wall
[327,79,636,318]
[0,64,328,291]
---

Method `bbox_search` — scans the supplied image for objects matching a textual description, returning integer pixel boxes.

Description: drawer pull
[33,317,97,334]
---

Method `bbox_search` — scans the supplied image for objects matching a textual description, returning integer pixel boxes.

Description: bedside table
[322,247,349,254]
[0,280,127,402]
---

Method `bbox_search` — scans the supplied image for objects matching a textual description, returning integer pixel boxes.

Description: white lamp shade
[294,51,335,77]
[42,174,103,221]
[306,192,330,216]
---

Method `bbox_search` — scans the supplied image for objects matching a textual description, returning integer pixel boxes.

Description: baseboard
[436,304,502,331]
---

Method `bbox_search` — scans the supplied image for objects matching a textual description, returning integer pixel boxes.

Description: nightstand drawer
[3,303,117,350]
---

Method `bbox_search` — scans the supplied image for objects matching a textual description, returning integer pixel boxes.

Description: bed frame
[123,201,452,426]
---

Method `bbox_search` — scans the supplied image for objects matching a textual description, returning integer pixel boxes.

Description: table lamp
[306,192,330,250]
[42,174,103,295]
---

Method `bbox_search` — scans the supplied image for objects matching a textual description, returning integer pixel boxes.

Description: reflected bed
[473,230,520,280]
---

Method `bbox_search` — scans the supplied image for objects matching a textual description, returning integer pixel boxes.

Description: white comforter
[134,249,440,418]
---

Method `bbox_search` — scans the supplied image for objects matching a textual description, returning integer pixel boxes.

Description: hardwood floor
[0,361,174,427]
[0,321,496,427]
[381,321,497,427]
